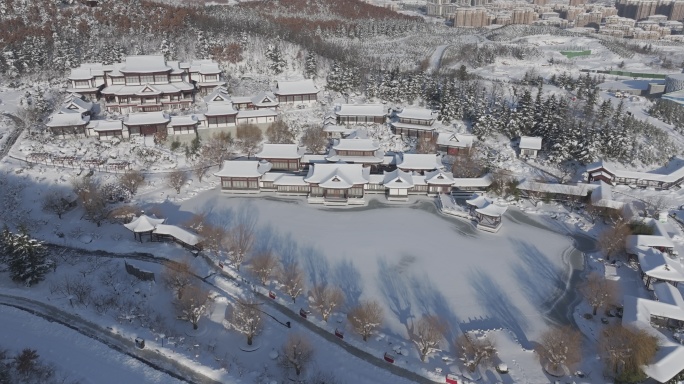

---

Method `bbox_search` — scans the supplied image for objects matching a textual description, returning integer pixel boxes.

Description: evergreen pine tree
[196,30,209,59]
[304,51,317,79]
[7,229,53,287]
[266,44,286,75]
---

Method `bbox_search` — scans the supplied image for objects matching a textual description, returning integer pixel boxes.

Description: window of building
[139,75,154,84]
[125,76,140,85]
[112,77,125,84]
[154,74,168,83]
[204,74,217,82]
[74,80,90,87]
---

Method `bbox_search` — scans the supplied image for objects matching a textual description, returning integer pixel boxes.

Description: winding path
[0,112,23,159]
[428,45,450,73]
[0,293,222,384]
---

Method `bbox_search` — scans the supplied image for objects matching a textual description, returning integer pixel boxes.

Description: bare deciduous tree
[225,212,256,271]
[647,195,671,216]
[166,170,188,194]
[248,251,279,285]
[162,259,195,300]
[300,125,328,154]
[200,131,234,165]
[555,162,577,184]
[279,333,314,376]
[456,332,496,372]
[580,273,620,315]
[416,137,437,154]
[236,124,263,158]
[537,325,582,374]
[279,262,305,303]
[79,183,110,227]
[174,284,210,330]
[600,325,658,382]
[310,285,345,322]
[42,190,73,219]
[228,296,263,346]
[266,119,295,144]
[119,169,145,195]
[412,315,446,362]
[584,201,603,224]
[193,159,212,183]
[599,223,631,261]
[348,300,383,342]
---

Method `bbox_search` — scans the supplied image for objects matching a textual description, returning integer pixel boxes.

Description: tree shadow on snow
[468,268,532,349]
[410,273,462,351]
[332,258,364,310]
[377,256,415,335]
[510,239,566,310]
[301,245,330,290]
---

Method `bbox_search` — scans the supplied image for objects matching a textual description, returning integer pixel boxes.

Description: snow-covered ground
[0,306,185,384]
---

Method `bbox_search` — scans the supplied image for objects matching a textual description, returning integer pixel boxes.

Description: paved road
[0,293,222,384]
[0,112,23,159]
[46,243,437,384]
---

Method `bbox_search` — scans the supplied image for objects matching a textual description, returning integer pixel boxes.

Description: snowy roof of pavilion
[46,113,90,127]
[256,144,303,159]
[169,115,199,127]
[152,224,201,246]
[323,125,355,134]
[68,63,105,80]
[332,138,380,151]
[120,55,171,73]
[475,204,508,217]
[188,59,221,74]
[425,170,455,185]
[517,180,595,196]
[383,169,414,188]
[214,160,272,178]
[519,136,542,150]
[274,79,318,95]
[62,97,93,113]
[204,87,231,104]
[87,120,123,132]
[590,181,624,210]
[437,133,476,148]
[390,122,437,131]
[124,214,165,233]
[251,92,279,107]
[453,174,493,188]
[628,235,675,250]
[304,163,370,188]
[466,195,491,208]
[273,175,308,186]
[166,60,186,75]
[586,158,684,184]
[395,107,437,121]
[636,246,684,281]
[622,288,684,383]
[335,104,386,117]
[205,103,238,116]
[237,109,277,118]
[123,111,170,126]
[101,83,193,96]
[396,154,444,171]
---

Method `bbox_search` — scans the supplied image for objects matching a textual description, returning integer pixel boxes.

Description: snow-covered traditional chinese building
[274,79,318,104]
[383,169,414,201]
[396,153,444,174]
[391,108,438,139]
[214,160,272,193]
[67,56,222,113]
[437,133,476,156]
[231,92,279,110]
[235,109,277,126]
[204,103,238,128]
[256,144,303,171]
[187,59,224,95]
[86,120,126,140]
[586,160,684,189]
[334,104,387,124]
[168,115,200,136]
[326,138,384,165]
[123,111,170,136]
[304,163,370,205]
[46,112,90,137]
[424,169,456,195]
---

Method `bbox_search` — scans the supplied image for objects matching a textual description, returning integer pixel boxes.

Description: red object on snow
[218,262,224,269]
[383,352,395,364]
[299,308,308,318]
[334,328,344,339]
[446,374,459,384]
[268,291,276,299]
